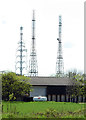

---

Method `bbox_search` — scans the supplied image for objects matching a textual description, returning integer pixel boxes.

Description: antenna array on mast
[29,10,38,76]
[15,27,27,75]
[56,16,64,77]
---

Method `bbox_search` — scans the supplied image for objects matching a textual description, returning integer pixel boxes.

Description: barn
[29,77,85,102]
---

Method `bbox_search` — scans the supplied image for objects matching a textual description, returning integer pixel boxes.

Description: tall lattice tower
[29,10,38,76]
[15,26,27,75]
[56,16,64,77]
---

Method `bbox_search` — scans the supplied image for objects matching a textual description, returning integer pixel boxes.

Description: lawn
[2,101,85,118]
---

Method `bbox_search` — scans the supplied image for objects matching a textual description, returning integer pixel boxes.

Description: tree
[66,73,85,101]
[2,72,32,101]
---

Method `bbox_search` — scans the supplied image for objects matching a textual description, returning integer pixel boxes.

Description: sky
[0,0,84,76]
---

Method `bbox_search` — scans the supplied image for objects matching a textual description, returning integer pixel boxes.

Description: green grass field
[2,101,85,118]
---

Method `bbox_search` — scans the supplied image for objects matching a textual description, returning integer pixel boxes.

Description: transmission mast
[56,16,64,77]
[29,10,38,76]
[15,26,27,75]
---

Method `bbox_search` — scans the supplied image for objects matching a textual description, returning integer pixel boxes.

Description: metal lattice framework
[29,10,38,76]
[15,26,27,75]
[56,16,64,77]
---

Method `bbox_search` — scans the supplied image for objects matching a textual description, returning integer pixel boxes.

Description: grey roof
[29,77,73,86]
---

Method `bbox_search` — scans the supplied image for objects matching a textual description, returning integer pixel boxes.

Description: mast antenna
[29,10,38,76]
[56,16,64,77]
[15,27,27,75]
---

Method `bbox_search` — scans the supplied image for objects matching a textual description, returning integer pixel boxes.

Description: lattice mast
[29,10,38,76]
[15,27,27,75]
[56,16,64,77]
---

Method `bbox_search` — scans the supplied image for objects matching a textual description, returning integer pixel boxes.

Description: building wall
[47,94,86,102]
[47,85,66,95]
[30,86,47,97]
[30,85,86,102]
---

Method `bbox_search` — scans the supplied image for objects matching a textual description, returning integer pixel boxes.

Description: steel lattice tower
[29,10,38,76]
[15,26,27,75]
[56,16,64,77]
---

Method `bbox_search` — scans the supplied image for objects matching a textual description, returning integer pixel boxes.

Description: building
[29,77,85,102]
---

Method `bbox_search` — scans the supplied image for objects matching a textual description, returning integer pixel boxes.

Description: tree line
[1,71,86,101]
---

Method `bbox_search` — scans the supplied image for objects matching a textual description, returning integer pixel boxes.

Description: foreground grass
[2,101,85,118]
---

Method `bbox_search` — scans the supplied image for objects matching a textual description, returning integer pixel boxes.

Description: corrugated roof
[29,77,73,86]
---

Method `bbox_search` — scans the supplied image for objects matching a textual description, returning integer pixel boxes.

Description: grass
[2,101,85,118]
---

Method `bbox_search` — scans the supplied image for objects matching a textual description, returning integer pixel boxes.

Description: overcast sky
[0,0,84,76]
